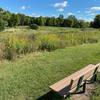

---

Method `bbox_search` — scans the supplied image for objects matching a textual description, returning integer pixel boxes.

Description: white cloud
[77,11,80,13]
[78,17,83,20]
[85,10,91,14]
[21,6,26,10]
[91,7,100,11]
[31,13,40,17]
[54,1,68,12]
[67,12,73,16]
[84,18,93,22]
[77,16,93,22]
[84,6,100,17]
[85,10,95,16]
[54,1,68,8]
[85,6,100,14]
[6,7,10,10]
[51,14,57,17]
[21,6,30,10]
[89,13,95,16]
[57,8,64,12]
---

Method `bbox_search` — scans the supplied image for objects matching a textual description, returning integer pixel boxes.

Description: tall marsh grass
[39,34,62,51]
[0,33,36,60]
[38,31,98,51]
[0,27,100,60]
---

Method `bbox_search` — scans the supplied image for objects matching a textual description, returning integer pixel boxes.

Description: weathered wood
[50,64,99,97]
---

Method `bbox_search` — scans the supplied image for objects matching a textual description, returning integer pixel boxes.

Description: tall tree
[9,14,19,27]
[17,14,26,26]
[66,15,78,27]
[36,16,46,26]
[78,20,89,28]
[57,15,64,27]
[92,15,100,28]
[0,18,5,31]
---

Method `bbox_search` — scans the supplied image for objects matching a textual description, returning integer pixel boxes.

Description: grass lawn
[0,42,100,100]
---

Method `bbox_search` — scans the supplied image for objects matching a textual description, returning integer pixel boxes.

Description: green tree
[36,16,46,26]
[45,17,56,26]
[9,14,19,27]
[66,15,78,27]
[78,20,89,28]
[24,16,31,25]
[63,19,68,27]
[3,11,11,22]
[17,14,26,26]
[0,18,5,31]
[0,8,11,27]
[30,17,36,25]
[92,15,100,28]
[0,7,92,28]
[45,17,50,26]
[57,15,64,27]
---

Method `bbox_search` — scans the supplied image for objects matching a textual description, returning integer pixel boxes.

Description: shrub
[29,24,39,30]
[0,43,5,60]
[3,44,15,60]
[0,42,15,61]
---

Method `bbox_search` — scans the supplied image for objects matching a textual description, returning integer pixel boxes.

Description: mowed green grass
[0,43,100,100]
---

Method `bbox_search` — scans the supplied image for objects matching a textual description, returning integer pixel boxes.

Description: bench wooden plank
[50,64,96,92]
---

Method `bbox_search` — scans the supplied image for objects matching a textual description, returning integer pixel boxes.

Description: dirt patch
[71,84,95,100]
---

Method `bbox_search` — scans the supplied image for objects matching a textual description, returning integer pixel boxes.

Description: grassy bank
[0,43,100,100]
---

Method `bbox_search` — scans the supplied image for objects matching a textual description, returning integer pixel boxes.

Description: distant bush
[29,24,39,30]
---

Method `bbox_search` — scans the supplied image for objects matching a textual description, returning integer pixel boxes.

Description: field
[0,26,100,100]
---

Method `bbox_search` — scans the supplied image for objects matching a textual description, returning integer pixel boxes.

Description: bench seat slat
[50,64,96,92]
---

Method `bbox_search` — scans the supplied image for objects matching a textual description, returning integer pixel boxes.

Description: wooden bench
[50,64,100,98]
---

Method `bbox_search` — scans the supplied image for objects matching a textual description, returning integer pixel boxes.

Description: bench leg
[75,75,84,93]
[90,67,98,83]
[93,74,97,82]
[63,93,71,100]
[82,81,86,93]
[87,74,97,84]
[75,83,86,93]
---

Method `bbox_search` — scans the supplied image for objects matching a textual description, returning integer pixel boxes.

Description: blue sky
[0,0,100,21]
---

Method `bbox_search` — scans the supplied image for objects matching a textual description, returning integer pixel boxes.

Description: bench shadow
[36,91,65,100]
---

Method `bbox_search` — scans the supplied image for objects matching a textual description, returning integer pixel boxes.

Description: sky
[0,0,100,21]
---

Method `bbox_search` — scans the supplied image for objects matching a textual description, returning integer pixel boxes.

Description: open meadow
[0,26,100,100]
[0,0,100,99]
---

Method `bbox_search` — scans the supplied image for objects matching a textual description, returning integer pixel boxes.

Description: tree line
[0,7,100,31]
